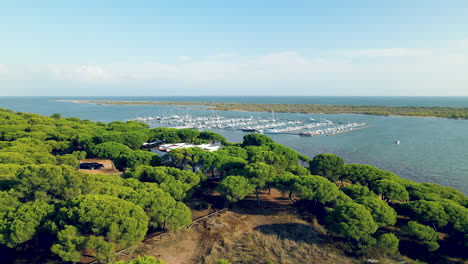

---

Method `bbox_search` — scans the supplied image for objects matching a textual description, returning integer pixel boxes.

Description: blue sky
[1,1,468,96]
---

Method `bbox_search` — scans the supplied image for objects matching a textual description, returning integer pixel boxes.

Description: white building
[151,142,223,155]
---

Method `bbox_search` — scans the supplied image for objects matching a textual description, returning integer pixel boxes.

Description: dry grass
[196,214,351,264]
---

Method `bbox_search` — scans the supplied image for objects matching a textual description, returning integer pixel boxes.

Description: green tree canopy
[216,146,248,160]
[52,195,149,262]
[177,129,200,143]
[92,142,132,160]
[112,256,166,264]
[216,155,248,177]
[242,134,274,147]
[15,164,96,202]
[355,196,397,227]
[325,202,378,246]
[296,175,340,205]
[341,164,384,186]
[403,221,440,252]
[114,150,161,171]
[370,179,409,202]
[285,165,311,176]
[309,153,345,182]
[402,200,450,230]
[198,131,226,144]
[218,175,255,204]
[341,184,377,200]
[0,200,55,248]
[124,165,200,200]
[377,233,399,254]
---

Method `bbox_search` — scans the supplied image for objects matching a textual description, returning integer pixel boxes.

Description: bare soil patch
[114,187,354,264]
[78,159,121,175]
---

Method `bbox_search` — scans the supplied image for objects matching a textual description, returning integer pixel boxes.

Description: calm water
[1,96,467,194]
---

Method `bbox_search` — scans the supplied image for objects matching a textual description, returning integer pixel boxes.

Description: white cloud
[214,52,239,58]
[2,45,468,96]
[0,64,9,76]
[74,65,108,80]
[177,56,192,61]
[339,48,414,58]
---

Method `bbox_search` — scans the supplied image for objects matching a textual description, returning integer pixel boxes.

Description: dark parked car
[79,162,104,170]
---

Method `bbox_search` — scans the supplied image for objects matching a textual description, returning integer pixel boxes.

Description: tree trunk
[256,188,260,207]
[289,191,297,203]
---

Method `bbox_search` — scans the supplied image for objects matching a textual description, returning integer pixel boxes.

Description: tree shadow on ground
[254,223,323,244]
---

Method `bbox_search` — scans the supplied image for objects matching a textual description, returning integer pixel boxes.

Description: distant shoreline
[52,100,468,120]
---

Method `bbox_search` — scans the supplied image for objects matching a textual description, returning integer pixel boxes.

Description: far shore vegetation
[55,100,468,119]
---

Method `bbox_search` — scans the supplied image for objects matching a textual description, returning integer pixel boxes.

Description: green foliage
[355,197,397,227]
[216,259,232,264]
[198,130,226,144]
[216,155,248,177]
[244,162,276,189]
[438,199,468,233]
[86,235,116,262]
[402,200,449,229]
[274,172,300,200]
[50,113,62,119]
[341,164,384,186]
[112,256,166,264]
[72,150,87,160]
[216,146,248,160]
[266,143,300,165]
[403,221,440,252]
[0,164,22,177]
[150,127,181,143]
[406,182,468,206]
[51,225,86,262]
[124,165,200,200]
[167,147,201,171]
[95,131,150,150]
[56,154,79,167]
[94,174,190,230]
[53,195,148,261]
[242,133,274,147]
[370,179,409,202]
[218,175,255,204]
[197,151,218,177]
[325,202,378,246]
[309,153,345,182]
[341,184,377,200]
[297,175,340,204]
[15,164,96,202]
[0,200,55,248]
[92,142,132,159]
[285,165,311,176]
[377,233,399,254]
[114,150,161,171]
[250,150,288,173]
[177,129,201,143]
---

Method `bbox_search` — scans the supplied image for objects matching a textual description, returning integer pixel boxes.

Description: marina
[131,114,369,136]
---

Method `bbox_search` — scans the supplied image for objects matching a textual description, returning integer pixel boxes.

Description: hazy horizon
[1,1,468,96]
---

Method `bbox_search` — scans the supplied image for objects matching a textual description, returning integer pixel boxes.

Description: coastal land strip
[54,100,468,119]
